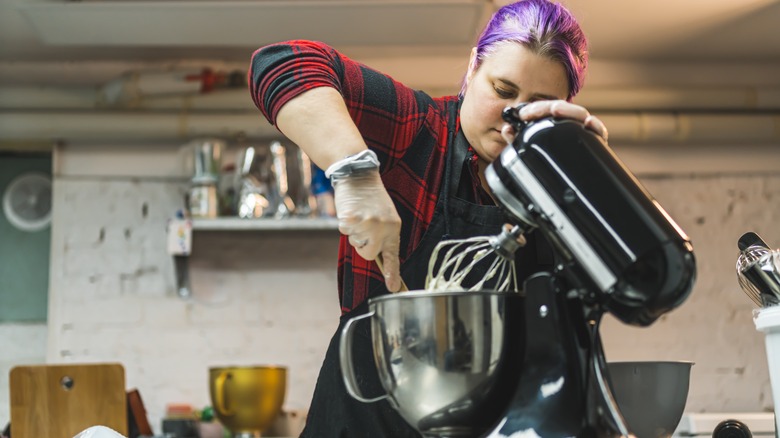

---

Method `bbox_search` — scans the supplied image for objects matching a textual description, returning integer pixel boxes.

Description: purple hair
[461,0,588,100]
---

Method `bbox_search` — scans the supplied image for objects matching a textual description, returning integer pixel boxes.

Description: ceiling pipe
[0,87,256,111]
[3,86,780,112]
[599,113,780,144]
[0,111,277,141]
[0,111,778,144]
[3,59,780,90]
[99,69,246,106]
[574,87,780,111]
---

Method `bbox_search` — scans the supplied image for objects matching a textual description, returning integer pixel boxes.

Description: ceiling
[1,0,779,66]
[0,0,778,160]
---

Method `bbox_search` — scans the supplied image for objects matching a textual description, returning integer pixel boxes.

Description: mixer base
[487,272,630,437]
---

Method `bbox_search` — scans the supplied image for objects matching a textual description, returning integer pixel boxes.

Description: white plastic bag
[72,425,127,438]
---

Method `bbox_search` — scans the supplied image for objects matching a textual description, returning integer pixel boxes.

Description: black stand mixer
[340,107,697,438]
[481,107,697,437]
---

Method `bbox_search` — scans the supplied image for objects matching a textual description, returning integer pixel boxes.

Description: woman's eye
[494,87,514,99]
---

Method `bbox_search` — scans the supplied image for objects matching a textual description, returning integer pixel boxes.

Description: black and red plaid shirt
[249,40,489,313]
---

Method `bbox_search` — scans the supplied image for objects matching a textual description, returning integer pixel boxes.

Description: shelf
[191,217,340,231]
[170,217,339,300]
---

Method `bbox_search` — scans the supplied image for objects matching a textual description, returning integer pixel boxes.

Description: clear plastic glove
[333,169,403,292]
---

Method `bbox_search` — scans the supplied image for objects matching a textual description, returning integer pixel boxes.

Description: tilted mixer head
[485,107,697,326]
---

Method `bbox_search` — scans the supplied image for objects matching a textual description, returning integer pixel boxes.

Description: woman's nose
[510,99,529,112]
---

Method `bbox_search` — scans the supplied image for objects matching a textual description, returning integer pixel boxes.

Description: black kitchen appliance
[340,107,698,438]
[480,107,697,437]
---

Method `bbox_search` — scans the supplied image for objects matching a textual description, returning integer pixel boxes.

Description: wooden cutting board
[10,363,128,438]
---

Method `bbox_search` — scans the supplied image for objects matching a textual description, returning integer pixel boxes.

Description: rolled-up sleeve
[248,41,456,314]
[249,40,345,126]
[248,39,432,173]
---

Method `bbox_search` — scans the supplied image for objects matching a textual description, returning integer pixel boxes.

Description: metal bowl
[607,361,693,438]
[340,290,525,437]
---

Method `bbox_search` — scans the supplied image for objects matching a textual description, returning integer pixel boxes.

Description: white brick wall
[1,142,778,433]
[600,174,780,413]
[0,323,47,426]
[42,175,342,432]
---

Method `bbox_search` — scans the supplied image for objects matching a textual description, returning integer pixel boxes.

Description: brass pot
[208,365,287,438]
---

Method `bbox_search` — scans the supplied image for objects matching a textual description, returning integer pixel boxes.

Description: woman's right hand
[272,87,403,291]
[500,100,609,144]
[333,169,403,292]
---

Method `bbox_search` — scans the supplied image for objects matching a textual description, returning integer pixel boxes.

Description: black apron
[300,101,553,437]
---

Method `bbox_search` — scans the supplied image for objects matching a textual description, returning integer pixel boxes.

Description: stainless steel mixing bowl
[340,290,525,437]
[607,361,693,438]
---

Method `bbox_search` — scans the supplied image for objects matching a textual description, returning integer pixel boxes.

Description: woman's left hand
[500,100,608,143]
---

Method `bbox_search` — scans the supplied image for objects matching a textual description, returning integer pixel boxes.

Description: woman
[249,0,607,435]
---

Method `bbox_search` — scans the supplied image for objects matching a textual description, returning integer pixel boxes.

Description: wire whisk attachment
[425,225,525,292]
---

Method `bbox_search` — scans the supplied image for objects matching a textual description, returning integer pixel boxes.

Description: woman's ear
[465,47,478,85]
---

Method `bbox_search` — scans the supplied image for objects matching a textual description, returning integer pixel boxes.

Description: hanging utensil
[235,145,281,219]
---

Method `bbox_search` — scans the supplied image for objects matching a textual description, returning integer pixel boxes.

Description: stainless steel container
[340,290,524,437]
[188,183,218,218]
[192,138,224,184]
